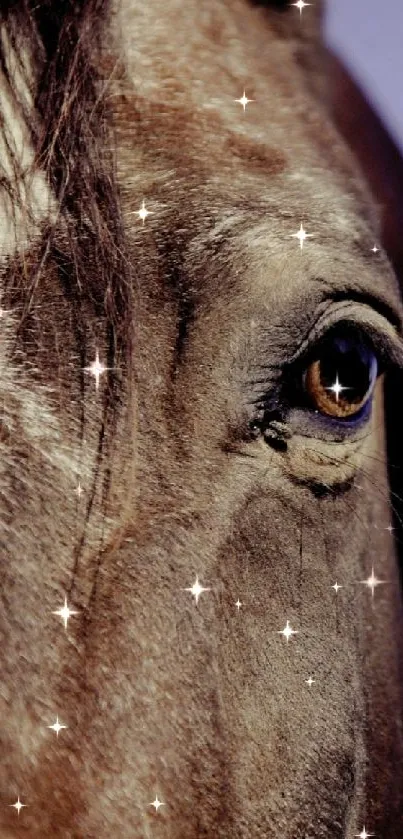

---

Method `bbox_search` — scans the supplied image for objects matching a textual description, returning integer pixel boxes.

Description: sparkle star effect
[355,828,374,839]
[48,716,68,737]
[291,1,311,16]
[235,599,242,610]
[137,199,152,224]
[371,245,379,253]
[278,620,298,642]
[305,676,315,687]
[83,350,108,391]
[234,90,254,111]
[184,576,211,605]
[150,796,165,812]
[291,223,313,250]
[360,567,386,598]
[9,796,26,816]
[326,374,351,402]
[75,482,84,499]
[52,597,79,629]
[332,582,342,593]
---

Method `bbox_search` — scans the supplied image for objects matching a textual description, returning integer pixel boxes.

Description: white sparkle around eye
[150,795,165,812]
[278,620,298,642]
[137,199,152,224]
[48,716,68,737]
[83,350,108,391]
[360,567,386,598]
[371,245,379,253]
[355,827,374,839]
[305,676,315,687]
[326,374,351,403]
[234,91,254,111]
[75,482,84,499]
[235,598,242,610]
[52,597,79,630]
[9,796,26,815]
[184,576,211,605]
[332,582,342,594]
[385,524,394,534]
[291,0,311,14]
[291,223,313,250]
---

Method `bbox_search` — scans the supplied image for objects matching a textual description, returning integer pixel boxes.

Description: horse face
[1,0,403,836]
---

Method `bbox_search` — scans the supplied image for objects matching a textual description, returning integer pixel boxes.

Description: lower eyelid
[286,396,374,443]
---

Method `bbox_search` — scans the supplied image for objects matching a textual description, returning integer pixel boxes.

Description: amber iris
[304,327,378,419]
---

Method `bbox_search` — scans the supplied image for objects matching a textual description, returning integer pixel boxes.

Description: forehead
[108,0,402,329]
[1,0,402,344]
[192,216,403,330]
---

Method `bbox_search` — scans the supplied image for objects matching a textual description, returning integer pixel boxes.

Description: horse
[1,0,403,836]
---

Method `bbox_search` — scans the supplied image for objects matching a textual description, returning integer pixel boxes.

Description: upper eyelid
[284,301,403,370]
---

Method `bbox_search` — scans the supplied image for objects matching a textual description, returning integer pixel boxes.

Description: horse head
[1,1,402,836]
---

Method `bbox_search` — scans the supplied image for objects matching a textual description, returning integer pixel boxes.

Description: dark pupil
[318,328,377,405]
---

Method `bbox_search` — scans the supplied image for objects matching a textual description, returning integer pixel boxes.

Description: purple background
[324,0,403,153]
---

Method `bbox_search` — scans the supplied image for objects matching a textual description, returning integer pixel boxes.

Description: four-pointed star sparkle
[360,567,386,598]
[234,90,254,111]
[235,599,242,610]
[184,576,211,605]
[305,676,315,687]
[9,796,26,815]
[150,795,165,812]
[83,350,108,391]
[48,716,68,738]
[291,1,311,16]
[326,374,351,403]
[278,620,298,642]
[137,199,152,224]
[332,582,342,594]
[291,223,313,250]
[355,828,374,839]
[52,597,79,630]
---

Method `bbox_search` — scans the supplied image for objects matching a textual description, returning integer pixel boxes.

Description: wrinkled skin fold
[0,0,403,836]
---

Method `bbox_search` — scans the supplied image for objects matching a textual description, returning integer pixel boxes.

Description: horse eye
[303,326,378,419]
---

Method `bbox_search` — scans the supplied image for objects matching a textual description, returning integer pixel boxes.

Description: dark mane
[0,0,134,540]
